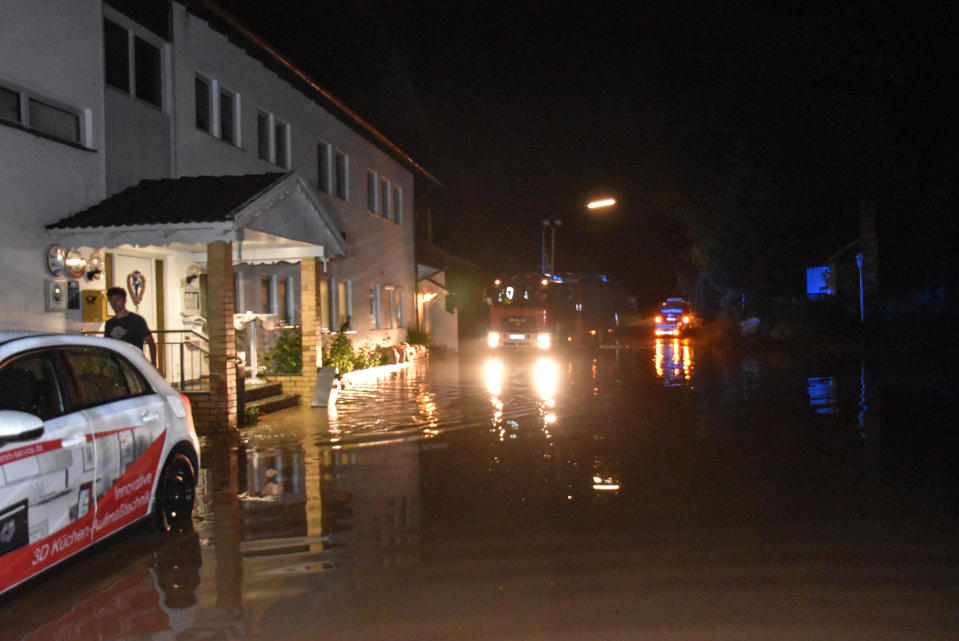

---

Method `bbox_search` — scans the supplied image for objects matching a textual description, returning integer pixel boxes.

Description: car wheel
[155,452,196,532]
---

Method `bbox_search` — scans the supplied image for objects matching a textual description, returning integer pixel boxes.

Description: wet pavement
[2,340,958,640]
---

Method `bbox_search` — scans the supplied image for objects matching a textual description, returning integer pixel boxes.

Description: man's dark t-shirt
[105,313,151,349]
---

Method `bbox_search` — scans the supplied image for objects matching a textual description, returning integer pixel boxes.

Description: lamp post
[541,218,563,275]
[540,198,616,276]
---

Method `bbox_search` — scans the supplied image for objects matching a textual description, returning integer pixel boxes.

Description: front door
[111,254,158,332]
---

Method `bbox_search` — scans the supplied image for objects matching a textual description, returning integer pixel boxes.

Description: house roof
[184,0,442,187]
[46,172,347,262]
[47,173,287,229]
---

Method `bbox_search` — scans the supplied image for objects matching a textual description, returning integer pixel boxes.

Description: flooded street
[3,341,958,640]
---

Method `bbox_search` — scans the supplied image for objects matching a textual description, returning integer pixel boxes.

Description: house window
[1,79,85,146]
[334,280,351,330]
[319,278,331,332]
[275,120,289,169]
[257,112,270,161]
[134,36,162,107]
[384,286,396,328]
[196,75,240,145]
[103,19,129,92]
[370,285,379,329]
[392,185,403,224]
[367,170,377,213]
[317,141,331,193]
[335,150,349,200]
[29,99,80,142]
[219,88,237,145]
[103,18,162,108]
[380,176,390,219]
[261,276,274,314]
[278,277,293,324]
[0,86,19,123]
[395,288,405,328]
[195,76,211,133]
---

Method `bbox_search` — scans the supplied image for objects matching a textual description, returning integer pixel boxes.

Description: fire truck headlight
[682,315,691,324]
[487,332,500,348]
[536,332,551,350]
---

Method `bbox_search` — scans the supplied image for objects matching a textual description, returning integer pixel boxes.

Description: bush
[406,326,431,346]
[353,340,383,370]
[322,322,355,374]
[263,327,302,374]
[242,406,260,426]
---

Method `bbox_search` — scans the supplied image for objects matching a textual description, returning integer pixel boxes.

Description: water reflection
[7,349,952,640]
[807,376,839,415]
[653,337,694,386]
[9,530,203,641]
[480,354,622,500]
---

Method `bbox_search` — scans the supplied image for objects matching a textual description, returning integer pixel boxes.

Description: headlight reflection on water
[533,357,559,401]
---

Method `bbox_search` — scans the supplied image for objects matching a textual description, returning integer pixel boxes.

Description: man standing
[105,286,157,367]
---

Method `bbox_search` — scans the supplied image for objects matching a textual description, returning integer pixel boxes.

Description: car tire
[155,452,196,533]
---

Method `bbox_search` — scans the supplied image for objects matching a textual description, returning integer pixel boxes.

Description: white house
[0,0,440,430]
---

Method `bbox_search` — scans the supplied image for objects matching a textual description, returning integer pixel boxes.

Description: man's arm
[145,331,157,367]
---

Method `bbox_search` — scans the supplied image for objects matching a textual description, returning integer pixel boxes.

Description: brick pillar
[299,258,321,386]
[205,241,237,431]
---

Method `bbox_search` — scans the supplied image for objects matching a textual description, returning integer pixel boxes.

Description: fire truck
[486,273,623,350]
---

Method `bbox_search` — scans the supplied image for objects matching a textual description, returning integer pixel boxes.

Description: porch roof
[46,172,346,262]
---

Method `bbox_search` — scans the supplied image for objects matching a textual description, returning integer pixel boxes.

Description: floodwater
[3,339,958,640]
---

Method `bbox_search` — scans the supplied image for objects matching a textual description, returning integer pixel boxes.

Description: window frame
[218,85,240,146]
[334,149,349,200]
[0,350,69,421]
[61,346,154,411]
[392,184,403,224]
[0,78,89,148]
[274,119,290,169]
[257,111,271,161]
[367,170,378,213]
[317,140,331,193]
[103,15,165,111]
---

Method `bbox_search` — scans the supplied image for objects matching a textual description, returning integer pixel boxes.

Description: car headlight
[536,332,551,350]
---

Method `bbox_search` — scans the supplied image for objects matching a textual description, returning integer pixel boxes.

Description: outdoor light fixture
[185,264,203,285]
[86,249,103,280]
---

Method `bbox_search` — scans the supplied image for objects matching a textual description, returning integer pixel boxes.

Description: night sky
[214,1,957,301]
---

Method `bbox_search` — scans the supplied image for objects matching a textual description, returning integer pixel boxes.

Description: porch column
[204,241,237,431]
[299,257,321,384]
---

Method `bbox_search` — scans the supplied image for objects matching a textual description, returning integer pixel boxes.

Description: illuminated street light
[587,198,616,210]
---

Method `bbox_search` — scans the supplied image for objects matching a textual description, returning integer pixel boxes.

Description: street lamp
[540,198,616,275]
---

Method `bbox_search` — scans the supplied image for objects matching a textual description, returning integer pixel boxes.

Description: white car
[0,332,200,596]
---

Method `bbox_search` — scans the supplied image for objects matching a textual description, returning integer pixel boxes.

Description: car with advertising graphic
[0,332,200,596]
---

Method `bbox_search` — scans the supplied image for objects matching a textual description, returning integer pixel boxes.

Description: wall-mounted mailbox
[82,290,107,322]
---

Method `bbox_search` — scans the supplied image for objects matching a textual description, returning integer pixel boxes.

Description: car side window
[117,354,151,396]
[0,352,65,420]
[65,347,132,407]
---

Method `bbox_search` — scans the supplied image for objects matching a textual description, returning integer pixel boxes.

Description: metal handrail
[86,329,210,391]
[155,329,209,391]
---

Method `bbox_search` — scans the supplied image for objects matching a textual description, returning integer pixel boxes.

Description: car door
[61,346,167,543]
[0,348,96,594]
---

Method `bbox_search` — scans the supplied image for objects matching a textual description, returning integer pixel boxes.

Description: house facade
[1,0,437,431]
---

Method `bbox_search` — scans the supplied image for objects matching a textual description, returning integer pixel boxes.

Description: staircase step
[246,393,300,415]
[243,381,283,402]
